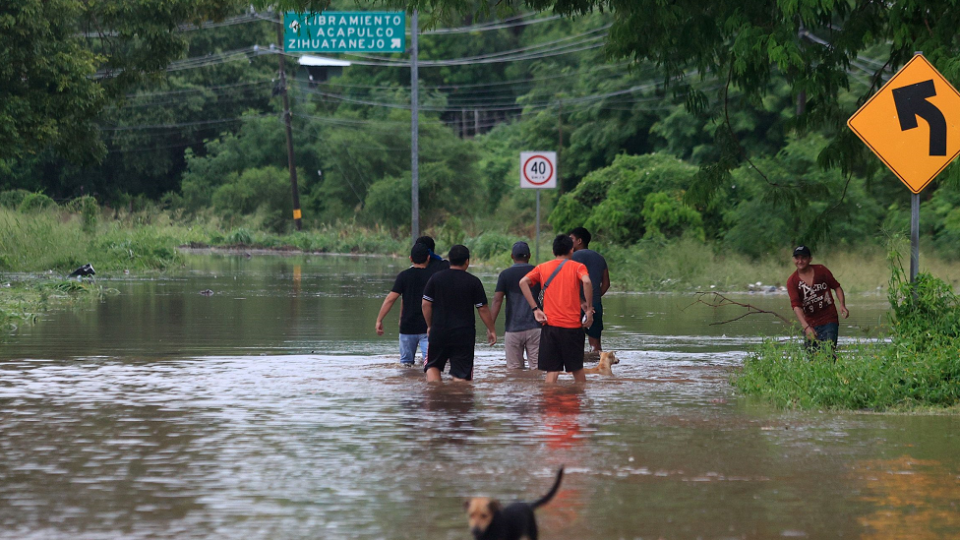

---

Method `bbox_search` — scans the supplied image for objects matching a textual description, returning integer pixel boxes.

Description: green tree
[0,0,240,165]
[549,153,699,243]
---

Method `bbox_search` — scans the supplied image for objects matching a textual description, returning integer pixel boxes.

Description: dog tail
[530,466,564,509]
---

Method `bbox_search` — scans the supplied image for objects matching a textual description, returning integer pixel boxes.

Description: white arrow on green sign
[284,12,406,53]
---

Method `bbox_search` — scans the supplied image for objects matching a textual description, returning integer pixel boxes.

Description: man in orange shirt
[519,235,594,383]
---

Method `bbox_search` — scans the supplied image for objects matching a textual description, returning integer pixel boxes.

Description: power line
[98,114,273,131]
[340,26,610,66]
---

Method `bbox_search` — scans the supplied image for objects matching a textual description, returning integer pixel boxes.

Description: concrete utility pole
[410,10,420,242]
[277,13,303,230]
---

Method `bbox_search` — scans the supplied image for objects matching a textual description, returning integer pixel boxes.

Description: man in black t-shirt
[421,245,497,382]
[375,243,432,366]
[491,241,541,370]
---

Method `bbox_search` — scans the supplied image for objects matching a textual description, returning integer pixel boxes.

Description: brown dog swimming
[583,351,619,375]
[465,467,564,540]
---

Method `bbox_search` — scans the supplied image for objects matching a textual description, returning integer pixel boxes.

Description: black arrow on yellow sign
[892,79,947,156]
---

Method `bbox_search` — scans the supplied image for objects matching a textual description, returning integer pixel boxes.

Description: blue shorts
[399,333,428,365]
[805,323,839,356]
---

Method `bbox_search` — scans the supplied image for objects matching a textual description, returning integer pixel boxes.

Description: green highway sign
[284,12,406,53]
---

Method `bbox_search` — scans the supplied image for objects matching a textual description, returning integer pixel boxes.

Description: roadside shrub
[18,193,57,213]
[211,166,293,233]
[465,231,521,263]
[0,189,32,209]
[66,196,99,233]
[226,228,253,245]
[549,153,699,243]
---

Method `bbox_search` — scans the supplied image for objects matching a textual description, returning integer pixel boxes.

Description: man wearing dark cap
[491,241,541,370]
[787,245,849,353]
[375,243,432,366]
[421,245,497,382]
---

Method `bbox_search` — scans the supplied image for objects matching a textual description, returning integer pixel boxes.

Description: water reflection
[854,456,960,539]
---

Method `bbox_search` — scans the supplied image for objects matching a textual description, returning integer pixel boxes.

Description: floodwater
[0,254,957,540]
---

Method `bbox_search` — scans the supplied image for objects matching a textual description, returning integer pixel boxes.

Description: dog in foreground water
[583,351,619,376]
[465,467,564,540]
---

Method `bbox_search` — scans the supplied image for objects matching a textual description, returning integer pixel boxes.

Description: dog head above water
[584,351,619,375]
[600,351,619,366]
[465,497,500,538]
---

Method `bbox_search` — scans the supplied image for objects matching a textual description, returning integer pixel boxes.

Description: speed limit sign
[520,151,557,189]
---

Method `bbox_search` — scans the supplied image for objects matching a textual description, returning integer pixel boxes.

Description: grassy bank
[4,205,960,292]
[733,257,960,411]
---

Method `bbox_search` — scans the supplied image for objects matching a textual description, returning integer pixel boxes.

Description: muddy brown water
[1,255,958,539]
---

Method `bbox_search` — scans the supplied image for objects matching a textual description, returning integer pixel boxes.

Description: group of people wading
[376,229,608,382]
[376,232,848,383]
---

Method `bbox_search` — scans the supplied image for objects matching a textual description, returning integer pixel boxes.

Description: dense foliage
[3,0,960,261]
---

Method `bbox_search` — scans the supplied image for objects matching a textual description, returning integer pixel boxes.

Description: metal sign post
[848,52,960,283]
[410,10,419,242]
[911,193,920,282]
[520,151,558,264]
[535,191,541,262]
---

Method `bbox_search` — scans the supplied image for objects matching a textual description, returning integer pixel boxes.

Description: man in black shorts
[570,227,610,352]
[421,245,497,382]
[519,235,593,384]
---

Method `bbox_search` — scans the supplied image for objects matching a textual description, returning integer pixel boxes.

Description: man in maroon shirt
[787,245,849,352]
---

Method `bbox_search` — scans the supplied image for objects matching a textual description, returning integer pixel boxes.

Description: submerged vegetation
[0,279,119,333]
[734,248,960,411]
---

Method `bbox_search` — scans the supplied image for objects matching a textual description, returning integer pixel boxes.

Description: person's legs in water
[399,334,419,365]
[417,333,429,364]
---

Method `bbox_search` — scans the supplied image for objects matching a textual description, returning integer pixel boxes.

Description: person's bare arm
[490,291,505,322]
[375,292,401,335]
[793,306,817,340]
[477,305,497,345]
[834,286,849,319]
[421,298,433,336]
[519,276,546,324]
[600,268,610,296]
[581,275,594,328]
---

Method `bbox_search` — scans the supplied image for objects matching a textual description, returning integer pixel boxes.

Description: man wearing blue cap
[491,241,541,369]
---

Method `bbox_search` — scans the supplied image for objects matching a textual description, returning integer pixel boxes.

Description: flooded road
[1,255,958,539]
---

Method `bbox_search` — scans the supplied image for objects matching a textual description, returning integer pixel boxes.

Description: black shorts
[424,330,475,380]
[584,303,604,339]
[538,325,585,373]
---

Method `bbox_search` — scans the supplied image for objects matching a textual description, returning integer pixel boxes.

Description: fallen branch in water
[686,292,793,326]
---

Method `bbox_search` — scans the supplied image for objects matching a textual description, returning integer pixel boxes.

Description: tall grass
[734,247,960,411]
[0,207,207,272]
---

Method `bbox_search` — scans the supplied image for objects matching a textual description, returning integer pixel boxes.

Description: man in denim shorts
[375,243,432,366]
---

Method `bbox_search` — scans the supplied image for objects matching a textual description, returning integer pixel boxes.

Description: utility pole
[410,10,420,242]
[557,99,563,193]
[277,13,302,230]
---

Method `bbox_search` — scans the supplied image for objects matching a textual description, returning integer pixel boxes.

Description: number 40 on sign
[520,151,557,189]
